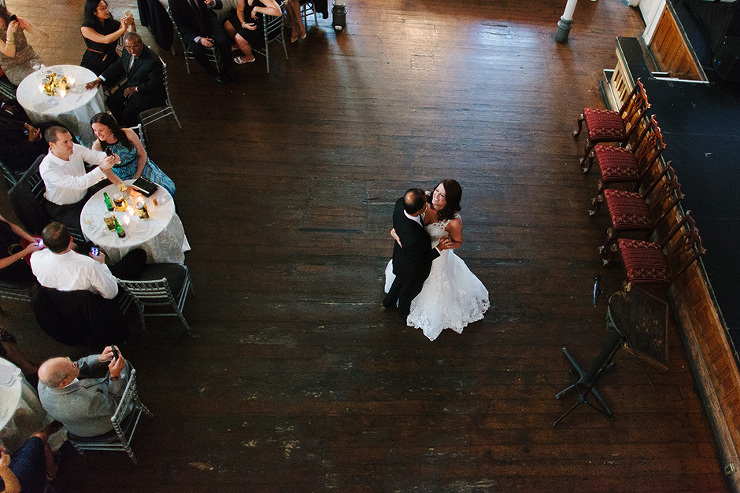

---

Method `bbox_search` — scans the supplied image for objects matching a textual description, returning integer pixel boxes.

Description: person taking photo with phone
[37,345,134,437]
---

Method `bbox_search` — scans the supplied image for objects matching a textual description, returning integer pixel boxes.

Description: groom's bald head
[404,188,426,215]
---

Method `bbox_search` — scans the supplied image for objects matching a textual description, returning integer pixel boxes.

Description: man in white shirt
[30,222,145,299]
[40,126,120,231]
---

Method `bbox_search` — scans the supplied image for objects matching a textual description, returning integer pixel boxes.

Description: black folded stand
[553,279,660,426]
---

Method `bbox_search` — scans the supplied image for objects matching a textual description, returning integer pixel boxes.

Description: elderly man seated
[30,222,145,300]
[39,125,121,232]
[37,346,132,437]
[85,33,167,127]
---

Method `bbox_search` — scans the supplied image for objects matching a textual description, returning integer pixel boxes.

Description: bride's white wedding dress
[384,215,490,341]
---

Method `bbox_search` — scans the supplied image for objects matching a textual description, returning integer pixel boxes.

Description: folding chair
[138,52,182,134]
[67,369,153,464]
[252,3,289,74]
[118,263,193,332]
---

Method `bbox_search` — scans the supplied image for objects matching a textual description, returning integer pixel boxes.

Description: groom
[383,188,447,317]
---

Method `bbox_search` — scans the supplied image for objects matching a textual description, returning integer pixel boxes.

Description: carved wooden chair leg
[589,192,604,216]
[601,242,620,267]
[573,113,585,137]
[598,226,617,256]
[580,143,594,170]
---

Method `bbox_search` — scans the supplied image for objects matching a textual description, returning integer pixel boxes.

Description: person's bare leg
[233,33,255,63]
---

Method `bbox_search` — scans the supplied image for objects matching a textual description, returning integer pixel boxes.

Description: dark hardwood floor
[1,0,731,491]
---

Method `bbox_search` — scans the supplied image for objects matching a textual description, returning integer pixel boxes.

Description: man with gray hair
[39,346,131,437]
[86,32,166,126]
[37,346,133,437]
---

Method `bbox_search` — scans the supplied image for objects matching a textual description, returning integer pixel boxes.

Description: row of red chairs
[573,79,705,291]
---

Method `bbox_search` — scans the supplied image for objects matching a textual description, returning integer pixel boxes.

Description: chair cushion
[139,263,186,295]
[604,189,653,231]
[595,146,640,183]
[618,239,670,283]
[583,108,627,142]
[67,409,136,443]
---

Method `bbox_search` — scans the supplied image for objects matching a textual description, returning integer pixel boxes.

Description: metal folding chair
[118,263,193,333]
[67,369,153,464]
[138,53,182,134]
[252,3,289,74]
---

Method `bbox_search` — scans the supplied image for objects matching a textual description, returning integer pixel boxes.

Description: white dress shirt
[40,145,108,205]
[30,249,119,299]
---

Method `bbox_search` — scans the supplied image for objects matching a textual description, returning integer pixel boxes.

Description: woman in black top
[80,0,135,75]
[0,213,38,286]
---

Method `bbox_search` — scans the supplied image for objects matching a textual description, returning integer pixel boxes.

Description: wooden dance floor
[0,0,731,490]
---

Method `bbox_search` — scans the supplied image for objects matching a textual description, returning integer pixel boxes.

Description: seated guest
[38,346,132,438]
[0,112,48,174]
[0,212,40,286]
[223,0,282,64]
[91,113,175,195]
[85,33,166,127]
[0,6,48,85]
[39,125,119,231]
[30,222,145,300]
[80,0,136,75]
[168,0,234,82]
[0,425,61,492]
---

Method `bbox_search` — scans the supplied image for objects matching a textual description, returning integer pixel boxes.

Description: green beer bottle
[113,217,126,238]
[103,192,114,212]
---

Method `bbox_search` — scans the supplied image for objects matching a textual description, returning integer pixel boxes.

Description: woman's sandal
[234,56,255,64]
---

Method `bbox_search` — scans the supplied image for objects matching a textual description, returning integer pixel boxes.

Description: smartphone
[105,148,113,156]
[111,346,119,360]
[8,14,17,22]
[91,246,99,256]
[37,238,44,248]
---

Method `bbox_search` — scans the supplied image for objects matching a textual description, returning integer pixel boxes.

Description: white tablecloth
[16,65,105,146]
[80,180,190,264]
[0,358,52,454]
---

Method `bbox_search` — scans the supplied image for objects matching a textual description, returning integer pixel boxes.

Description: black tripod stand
[553,276,655,427]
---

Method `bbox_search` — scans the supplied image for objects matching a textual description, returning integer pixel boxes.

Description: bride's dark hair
[430,179,462,221]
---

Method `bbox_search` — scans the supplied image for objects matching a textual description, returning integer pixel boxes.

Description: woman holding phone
[80,0,136,75]
[0,6,48,85]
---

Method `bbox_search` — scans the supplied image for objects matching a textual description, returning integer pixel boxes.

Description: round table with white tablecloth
[80,180,190,264]
[16,65,105,146]
[0,358,52,454]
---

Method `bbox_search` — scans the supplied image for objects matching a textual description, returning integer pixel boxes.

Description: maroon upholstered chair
[599,166,682,263]
[587,116,667,214]
[615,213,705,288]
[573,79,650,172]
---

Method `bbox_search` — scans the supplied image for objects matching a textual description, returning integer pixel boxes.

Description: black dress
[80,17,121,75]
[228,0,267,48]
[0,220,35,286]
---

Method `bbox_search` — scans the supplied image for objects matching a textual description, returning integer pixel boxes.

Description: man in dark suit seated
[168,0,234,83]
[85,33,167,127]
[0,108,54,173]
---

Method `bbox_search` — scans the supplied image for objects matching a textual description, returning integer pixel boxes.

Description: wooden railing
[648,3,706,81]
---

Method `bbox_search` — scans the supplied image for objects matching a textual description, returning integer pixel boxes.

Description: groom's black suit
[384,197,440,317]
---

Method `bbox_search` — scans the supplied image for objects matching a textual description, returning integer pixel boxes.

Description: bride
[385,179,490,341]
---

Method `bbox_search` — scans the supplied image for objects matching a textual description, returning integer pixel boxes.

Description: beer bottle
[103,192,114,212]
[113,217,126,238]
